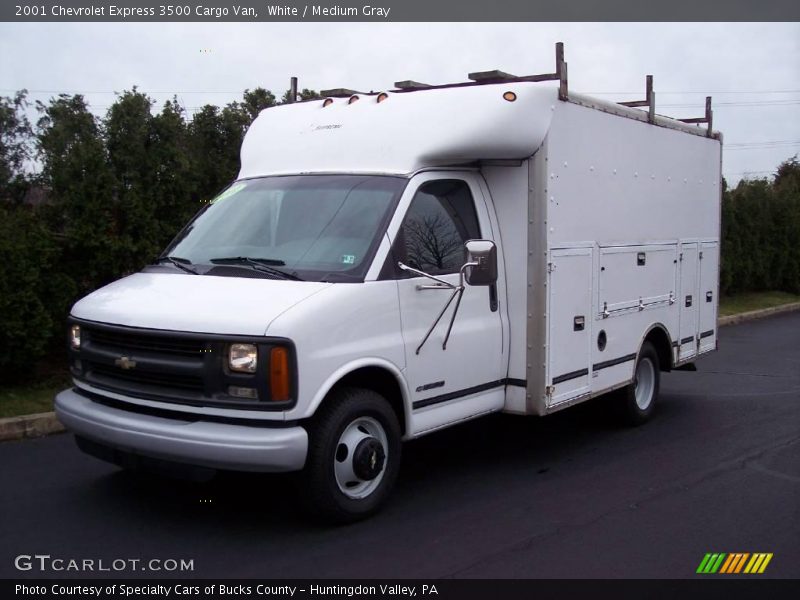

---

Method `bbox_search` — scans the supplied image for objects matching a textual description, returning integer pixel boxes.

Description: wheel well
[326,367,406,435]
[644,326,673,372]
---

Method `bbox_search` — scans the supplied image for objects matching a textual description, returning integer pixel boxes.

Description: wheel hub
[352,438,386,480]
[333,416,390,499]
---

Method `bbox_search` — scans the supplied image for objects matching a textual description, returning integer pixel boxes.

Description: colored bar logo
[697,553,773,574]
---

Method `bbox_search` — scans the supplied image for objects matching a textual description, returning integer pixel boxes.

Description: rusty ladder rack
[315,42,715,137]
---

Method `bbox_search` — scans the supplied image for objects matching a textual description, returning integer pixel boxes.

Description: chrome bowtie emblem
[115,356,137,370]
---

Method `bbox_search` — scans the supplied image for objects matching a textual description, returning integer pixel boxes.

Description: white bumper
[55,389,308,472]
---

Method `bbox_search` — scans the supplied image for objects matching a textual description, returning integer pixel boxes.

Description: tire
[614,341,660,426]
[300,387,402,524]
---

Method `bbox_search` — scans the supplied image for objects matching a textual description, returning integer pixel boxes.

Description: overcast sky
[1,22,797,183]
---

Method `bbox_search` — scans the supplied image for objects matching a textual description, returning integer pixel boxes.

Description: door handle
[416,283,452,291]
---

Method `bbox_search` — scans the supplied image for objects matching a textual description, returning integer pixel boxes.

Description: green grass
[0,376,70,419]
[719,291,800,317]
[1,291,798,420]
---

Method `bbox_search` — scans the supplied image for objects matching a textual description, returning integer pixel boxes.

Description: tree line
[0,86,319,380]
[0,88,798,381]
[719,160,800,296]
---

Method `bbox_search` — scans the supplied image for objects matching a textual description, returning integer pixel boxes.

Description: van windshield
[162,175,407,282]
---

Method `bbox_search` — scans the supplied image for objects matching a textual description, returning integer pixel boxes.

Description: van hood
[70,272,330,336]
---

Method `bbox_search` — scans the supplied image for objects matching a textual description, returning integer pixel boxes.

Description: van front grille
[70,321,293,410]
[87,329,206,356]
[88,362,204,392]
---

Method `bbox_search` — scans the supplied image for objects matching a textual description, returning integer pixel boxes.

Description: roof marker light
[322,98,334,107]
[377,92,389,103]
[348,95,360,104]
[503,91,517,102]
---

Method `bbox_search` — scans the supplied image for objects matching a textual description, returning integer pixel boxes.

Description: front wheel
[300,388,401,523]
[614,341,660,426]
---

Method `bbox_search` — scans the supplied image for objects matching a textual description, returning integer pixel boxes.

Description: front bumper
[55,389,308,472]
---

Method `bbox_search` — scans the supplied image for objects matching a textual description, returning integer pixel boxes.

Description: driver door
[383,172,505,435]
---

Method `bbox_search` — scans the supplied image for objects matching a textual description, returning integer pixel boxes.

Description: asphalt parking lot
[1,312,798,579]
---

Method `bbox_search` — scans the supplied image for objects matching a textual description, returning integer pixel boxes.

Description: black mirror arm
[397,260,478,355]
[459,261,479,287]
[439,262,479,350]
[413,285,462,355]
[397,262,456,290]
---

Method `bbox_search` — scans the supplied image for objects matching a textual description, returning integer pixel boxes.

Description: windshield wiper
[209,257,303,281]
[155,255,199,275]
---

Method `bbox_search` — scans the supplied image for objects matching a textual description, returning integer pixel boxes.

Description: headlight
[69,325,81,349]
[229,343,257,373]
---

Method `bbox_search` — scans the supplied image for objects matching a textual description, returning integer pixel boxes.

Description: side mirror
[464,239,498,286]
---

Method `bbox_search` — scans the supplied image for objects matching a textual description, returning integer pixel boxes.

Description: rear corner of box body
[525,147,550,415]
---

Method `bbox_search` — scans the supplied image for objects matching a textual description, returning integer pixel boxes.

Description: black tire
[300,387,402,524]
[614,341,660,426]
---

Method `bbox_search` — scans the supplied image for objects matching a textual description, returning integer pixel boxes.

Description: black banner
[3,0,800,22]
[5,579,800,600]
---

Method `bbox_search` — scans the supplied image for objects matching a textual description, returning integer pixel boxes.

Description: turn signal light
[322,98,334,107]
[348,95,360,104]
[503,91,517,102]
[376,92,389,103]
[270,347,290,402]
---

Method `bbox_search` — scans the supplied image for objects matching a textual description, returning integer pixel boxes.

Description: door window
[391,179,481,276]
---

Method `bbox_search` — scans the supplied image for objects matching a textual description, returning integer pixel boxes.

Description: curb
[0,411,65,443]
[2,302,800,444]
[717,301,800,327]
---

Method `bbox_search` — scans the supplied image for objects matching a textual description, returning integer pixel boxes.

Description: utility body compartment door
[547,247,593,407]
[698,241,719,354]
[678,242,700,362]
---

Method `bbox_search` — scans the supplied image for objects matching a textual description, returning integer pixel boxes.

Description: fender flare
[306,357,412,436]
[636,322,675,374]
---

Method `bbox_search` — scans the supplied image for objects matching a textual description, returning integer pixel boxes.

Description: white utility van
[55,45,722,522]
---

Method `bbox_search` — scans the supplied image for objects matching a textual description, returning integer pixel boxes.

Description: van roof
[238,81,561,178]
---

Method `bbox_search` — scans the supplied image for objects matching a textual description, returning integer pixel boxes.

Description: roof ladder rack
[619,75,656,124]
[394,80,431,90]
[678,96,714,138]
[320,88,361,98]
[466,42,568,100]
[389,42,569,98]
[556,42,568,101]
[287,77,298,104]
[467,69,519,82]
[299,43,716,139]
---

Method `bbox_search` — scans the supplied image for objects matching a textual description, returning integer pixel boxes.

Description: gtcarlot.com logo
[696,552,773,574]
[14,554,194,573]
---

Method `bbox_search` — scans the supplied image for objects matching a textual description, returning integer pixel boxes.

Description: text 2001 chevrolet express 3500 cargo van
[56,45,722,522]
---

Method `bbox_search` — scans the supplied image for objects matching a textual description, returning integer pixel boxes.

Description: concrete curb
[0,411,65,442]
[2,301,799,443]
[718,301,800,327]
